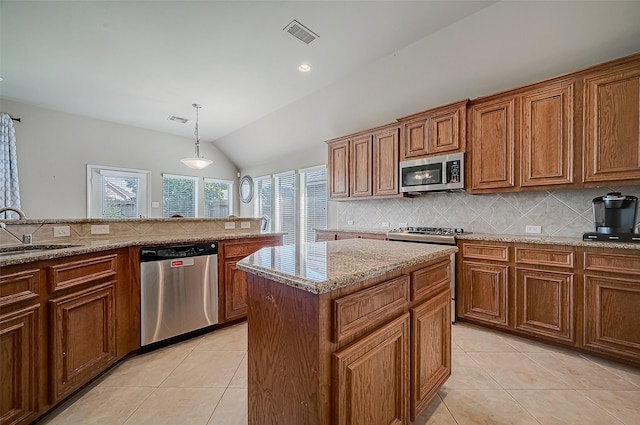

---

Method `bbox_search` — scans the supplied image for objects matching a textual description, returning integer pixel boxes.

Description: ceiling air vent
[168,115,189,124]
[283,19,319,44]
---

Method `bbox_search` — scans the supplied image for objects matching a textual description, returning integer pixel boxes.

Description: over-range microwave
[400,152,464,193]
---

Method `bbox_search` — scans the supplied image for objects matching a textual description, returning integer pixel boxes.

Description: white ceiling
[0,0,495,167]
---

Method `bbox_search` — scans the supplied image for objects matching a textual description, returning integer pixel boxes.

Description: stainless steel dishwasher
[140,242,218,346]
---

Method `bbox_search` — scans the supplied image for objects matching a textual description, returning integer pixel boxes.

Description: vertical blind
[300,166,327,243]
[204,178,233,217]
[163,174,198,217]
[255,175,272,228]
[274,171,296,245]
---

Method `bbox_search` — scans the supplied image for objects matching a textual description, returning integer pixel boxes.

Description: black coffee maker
[592,192,638,234]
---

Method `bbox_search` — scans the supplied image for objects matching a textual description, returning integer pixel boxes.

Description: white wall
[1,99,239,218]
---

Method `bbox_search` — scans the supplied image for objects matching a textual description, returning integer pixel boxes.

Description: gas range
[386,227,468,245]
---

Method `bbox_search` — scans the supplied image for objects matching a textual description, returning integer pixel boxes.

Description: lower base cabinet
[0,305,39,425]
[333,313,410,425]
[410,290,451,420]
[49,282,117,402]
[461,261,509,327]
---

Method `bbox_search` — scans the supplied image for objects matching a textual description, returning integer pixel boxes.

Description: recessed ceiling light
[298,64,311,73]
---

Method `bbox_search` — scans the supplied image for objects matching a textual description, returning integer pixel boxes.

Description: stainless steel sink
[0,244,81,256]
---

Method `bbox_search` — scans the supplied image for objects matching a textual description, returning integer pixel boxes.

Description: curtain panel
[0,113,21,219]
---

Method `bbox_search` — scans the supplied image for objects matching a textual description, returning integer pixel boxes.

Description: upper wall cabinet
[468,80,575,193]
[583,59,640,184]
[327,124,400,200]
[398,100,468,161]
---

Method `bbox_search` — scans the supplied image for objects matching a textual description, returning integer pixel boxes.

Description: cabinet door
[469,97,516,191]
[328,140,350,198]
[410,290,451,421]
[427,104,464,154]
[223,259,248,321]
[461,261,509,327]
[0,305,39,425]
[373,127,399,196]
[350,134,373,197]
[49,282,116,402]
[333,313,409,425]
[401,120,428,160]
[521,82,574,187]
[583,66,640,182]
[315,230,337,242]
[514,268,575,344]
[584,275,640,361]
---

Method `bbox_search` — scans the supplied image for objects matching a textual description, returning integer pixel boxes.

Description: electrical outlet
[525,225,542,234]
[241,222,251,229]
[91,224,110,235]
[381,222,390,228]
[347,220,354,225]
[225,222,236,229]
[53,226,70,237]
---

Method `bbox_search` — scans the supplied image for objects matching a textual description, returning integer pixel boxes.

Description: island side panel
[247,274,329,425]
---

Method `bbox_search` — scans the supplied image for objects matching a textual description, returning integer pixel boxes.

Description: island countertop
[236,238,457,294]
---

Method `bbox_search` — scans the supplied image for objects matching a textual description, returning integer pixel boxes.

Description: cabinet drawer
[0,269,40,308]
[224,238,280,258]
[515,246,574,268]
[333,275,409,344]
[584,251,640,276]
[462,243,509,262]
[49,254,118,292]
[411,258,451,302]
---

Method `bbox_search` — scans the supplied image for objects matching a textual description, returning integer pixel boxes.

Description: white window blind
[300,166,327,244]
[274,171,296,245]
[204,178,233,217]
[162,174,198,217]
[87,165,149,218]
[255,175,272,229]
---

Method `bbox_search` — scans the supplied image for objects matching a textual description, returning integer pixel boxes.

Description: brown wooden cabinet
[582,249,640,363]
[513,245,576,344]
[315,229,387,242]
[399,100,467,161]
[327,124,400,200]
[583,61,640,183]
[49,282,116,402]
[333,313,410,425]
[459,242,510,327]
[219,236,283,323]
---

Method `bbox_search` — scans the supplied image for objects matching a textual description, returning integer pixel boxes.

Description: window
[163,174,198,217]
[300,166,327,243]
[204,178,233,217]
[87,165,150,218]
[255,175,272,229]
[274,171,296,245]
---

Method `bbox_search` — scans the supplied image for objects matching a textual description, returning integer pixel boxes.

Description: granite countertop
[318,227,390,235]
[0,232,284,267]
[237,239,457,295]
[456,233,640,250]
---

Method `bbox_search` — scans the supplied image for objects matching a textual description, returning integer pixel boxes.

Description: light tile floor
[38,322,640,425]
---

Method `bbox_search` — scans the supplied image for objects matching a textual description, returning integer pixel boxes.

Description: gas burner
[387,226,469,245]
[403,227,465,235]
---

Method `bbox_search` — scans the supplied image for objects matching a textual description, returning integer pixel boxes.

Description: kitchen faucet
[0,206,27,219]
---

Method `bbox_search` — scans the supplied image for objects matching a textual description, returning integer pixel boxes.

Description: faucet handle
[22,234,32,244]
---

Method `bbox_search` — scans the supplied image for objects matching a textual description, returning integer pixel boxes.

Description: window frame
[203,177,234,218]
[86,164,151,218]
[299,165,327,244]
[162,173,199,218]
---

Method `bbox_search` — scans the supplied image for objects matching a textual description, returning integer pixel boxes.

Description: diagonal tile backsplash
[334,186,640,237]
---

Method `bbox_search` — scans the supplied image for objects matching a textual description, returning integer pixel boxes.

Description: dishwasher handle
[140,242,218,262]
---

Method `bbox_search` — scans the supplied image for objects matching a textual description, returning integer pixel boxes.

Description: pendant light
[181,103,212,170]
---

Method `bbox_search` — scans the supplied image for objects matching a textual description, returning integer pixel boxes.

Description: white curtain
[0,113,21,219]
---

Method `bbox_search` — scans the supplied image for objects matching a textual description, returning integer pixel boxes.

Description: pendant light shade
[181,103,212,170]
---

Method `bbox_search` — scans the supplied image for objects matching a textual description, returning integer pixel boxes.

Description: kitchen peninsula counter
[237,239,456,425]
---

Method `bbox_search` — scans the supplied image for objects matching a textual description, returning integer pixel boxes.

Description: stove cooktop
[582,232,640,243]
[386,227,468,245]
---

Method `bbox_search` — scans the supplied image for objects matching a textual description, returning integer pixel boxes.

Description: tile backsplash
[334,186,640,237]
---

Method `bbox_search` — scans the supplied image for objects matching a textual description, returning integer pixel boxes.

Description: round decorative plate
[239,175,254,203]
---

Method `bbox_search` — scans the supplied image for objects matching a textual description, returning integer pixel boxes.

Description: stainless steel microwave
[400,152,464,193]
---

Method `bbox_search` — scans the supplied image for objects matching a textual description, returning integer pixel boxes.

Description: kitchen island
[237,239,456,425]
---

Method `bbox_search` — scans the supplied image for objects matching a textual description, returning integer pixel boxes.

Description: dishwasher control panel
[140,242,218,262]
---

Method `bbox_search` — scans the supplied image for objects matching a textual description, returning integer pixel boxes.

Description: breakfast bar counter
[237,239,456,425]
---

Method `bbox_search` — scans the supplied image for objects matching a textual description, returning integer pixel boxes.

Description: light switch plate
[53,226,71,237]
[225,222,236,229]
[381,222,390,228]
[347,220,354,225]
[91,224,110,235]
[151,201,160,208]
[241,222,251,229]
[525,225,542,234]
